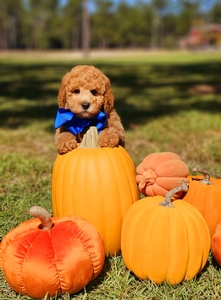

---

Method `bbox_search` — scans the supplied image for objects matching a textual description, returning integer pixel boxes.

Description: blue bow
[54,108,107,135]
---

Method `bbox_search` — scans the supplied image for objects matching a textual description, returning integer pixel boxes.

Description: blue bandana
[54,108,107,135]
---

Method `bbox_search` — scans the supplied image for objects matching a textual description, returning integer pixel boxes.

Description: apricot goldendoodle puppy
[54,65,125,154]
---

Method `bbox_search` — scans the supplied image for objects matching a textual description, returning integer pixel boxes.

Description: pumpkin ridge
[125,208,140,271]
[69,151,79,215]
[193,219,207,276]
[66,151,79,216]
[47,229,63,293]
[17,230,42,295]
[155,160,189,176]
[177,203,208,279]
[183,210,198,280]
[195,209,210,271]
[145,206,164,282]
[52,221,101,279]
[105,148,124,229]
[168,206,189,282]
[113,147,138,204]
[152,181,168,196]
[3,226,41,247]
[167,210,173,282]
[50,225,92,292]
[129,203,152,274]
[96,149,106,252]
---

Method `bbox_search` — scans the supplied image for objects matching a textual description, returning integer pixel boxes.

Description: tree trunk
[82,0,89,57]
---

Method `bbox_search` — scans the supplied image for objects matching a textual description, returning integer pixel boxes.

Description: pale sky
[59,0,218,13]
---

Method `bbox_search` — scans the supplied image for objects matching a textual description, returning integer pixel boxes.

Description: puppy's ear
[57,72,70,107]
[103,77,114,114]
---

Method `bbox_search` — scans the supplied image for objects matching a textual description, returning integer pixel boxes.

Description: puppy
[54,65,125,154]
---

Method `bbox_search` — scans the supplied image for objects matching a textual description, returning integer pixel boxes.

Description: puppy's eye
[91,89,98,96]
[73,89,80,94]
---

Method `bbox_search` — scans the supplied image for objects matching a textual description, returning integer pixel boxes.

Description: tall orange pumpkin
[121,183,210,285]
[183,168,221,245]
[52,127,139,256]
[0,206,105,299]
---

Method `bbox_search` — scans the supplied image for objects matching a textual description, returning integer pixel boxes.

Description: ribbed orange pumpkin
[0,206,105,299]
[136,152,189,198]
[183,168,221,245]
[121,183,210,285]
[52,127,140,256]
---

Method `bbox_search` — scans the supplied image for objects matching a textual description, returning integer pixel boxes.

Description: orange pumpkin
[183,168,221,245]
[52,127,140,256]
[212,219,221,265]
[0,206,105,299]
[121,183,210,285]
[136,152,189,198]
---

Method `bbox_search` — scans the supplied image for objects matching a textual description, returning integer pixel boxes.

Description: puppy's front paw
[56,132,78,154]
[98,131,119,148]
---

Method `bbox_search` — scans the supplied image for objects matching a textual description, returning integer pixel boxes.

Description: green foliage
[1,51,221,299]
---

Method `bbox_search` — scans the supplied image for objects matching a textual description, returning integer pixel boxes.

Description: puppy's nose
[81,102,90,110]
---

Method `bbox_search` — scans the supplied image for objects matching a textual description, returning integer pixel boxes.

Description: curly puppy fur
[55,65,125,154]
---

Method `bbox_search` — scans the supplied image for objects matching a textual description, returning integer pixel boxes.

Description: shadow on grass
[0,60,221,132]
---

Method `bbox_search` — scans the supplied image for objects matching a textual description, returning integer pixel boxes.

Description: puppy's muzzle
[81,102,90,110]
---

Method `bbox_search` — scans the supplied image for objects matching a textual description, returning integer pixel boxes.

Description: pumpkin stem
[78,126,100,149]
[192,167,213,185]
[159,181,189,208]
[29,206,53,230]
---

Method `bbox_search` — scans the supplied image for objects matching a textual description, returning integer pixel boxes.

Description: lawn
[1,50,221,299]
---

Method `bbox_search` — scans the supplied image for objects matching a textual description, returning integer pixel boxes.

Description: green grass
[1,50,221,299]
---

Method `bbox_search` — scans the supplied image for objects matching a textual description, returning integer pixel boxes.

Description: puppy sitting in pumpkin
[54,65,125,154]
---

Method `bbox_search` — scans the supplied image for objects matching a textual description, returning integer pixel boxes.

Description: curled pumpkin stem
[192,167,213,185]
[78,126,100,149]
[29,206,53,230]
[159,181,189,208]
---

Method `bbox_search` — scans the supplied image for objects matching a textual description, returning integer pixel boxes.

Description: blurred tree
[151,0,175,48]
[175,0,200,37]
[211,2,221,24]
[90,0,114,48]
[62,0,82,49]
[82,0,90,56]
[109,1,152,48]
[21,0,61,49]
[0,0,23,49]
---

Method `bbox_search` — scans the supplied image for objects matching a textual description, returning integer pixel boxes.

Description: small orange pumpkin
[121,183,210,285]
[136,152,189,198]
[52,127,140,256]
[183,168,221,245]
[0,206,105,299]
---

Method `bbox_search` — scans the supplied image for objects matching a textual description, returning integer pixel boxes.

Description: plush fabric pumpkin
[121,183,210,285]
[183,167,221,245]
[136,152,189,198]
[0,206,105,299]
[52,126,139,256]
[212,219,221,265]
